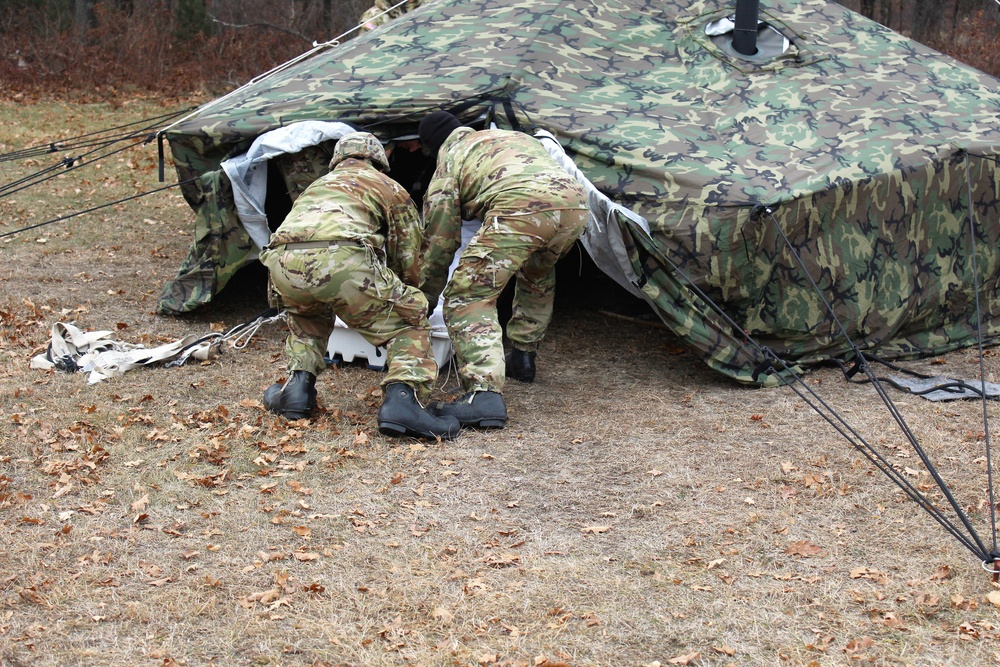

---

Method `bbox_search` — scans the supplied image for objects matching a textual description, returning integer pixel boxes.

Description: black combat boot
[263,370,317,420]
[505,348,536,383]
[429,390,508,429]
[378,383,462,440]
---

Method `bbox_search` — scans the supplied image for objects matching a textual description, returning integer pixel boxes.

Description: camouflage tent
[159,0,1000,384]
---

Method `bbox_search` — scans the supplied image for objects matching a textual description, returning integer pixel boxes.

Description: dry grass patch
[3,97,1000,666]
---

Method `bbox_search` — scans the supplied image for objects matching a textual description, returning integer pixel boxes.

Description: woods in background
[1,0,998,97]
[0,0,372,95]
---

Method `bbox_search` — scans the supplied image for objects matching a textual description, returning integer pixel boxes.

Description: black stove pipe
[732,0,761,56]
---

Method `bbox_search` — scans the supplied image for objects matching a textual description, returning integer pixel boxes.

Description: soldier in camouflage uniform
[259,131,460,440]
[417,111,589,428]
[359,0,423,31]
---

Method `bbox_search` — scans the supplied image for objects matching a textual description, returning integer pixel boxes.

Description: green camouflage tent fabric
[159,0,1000,384]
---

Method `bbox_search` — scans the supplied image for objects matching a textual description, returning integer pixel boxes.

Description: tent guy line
[757,188,999,565]
[0,106,193,164]
[0,179,194,241]
[1,107,193,200]
[622,194,1000,566]
[0,138,149,199]
[965,150,998,561]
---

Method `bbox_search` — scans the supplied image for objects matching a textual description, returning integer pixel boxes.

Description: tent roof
[166,0,1000,208]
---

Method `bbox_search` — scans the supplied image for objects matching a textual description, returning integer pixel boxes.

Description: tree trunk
[73,0,94,43]
[910,0,939,40]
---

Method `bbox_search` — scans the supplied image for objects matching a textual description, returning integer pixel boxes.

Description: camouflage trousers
[259,242,437,401]
[443,208,588,393]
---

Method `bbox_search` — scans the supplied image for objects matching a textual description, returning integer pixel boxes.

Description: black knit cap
[418,111,463,155]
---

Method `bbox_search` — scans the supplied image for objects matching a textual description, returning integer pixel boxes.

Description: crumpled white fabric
[32,322,205,384]
[221,120,357,250]
[85,335,202,383]
[32,311,285,384]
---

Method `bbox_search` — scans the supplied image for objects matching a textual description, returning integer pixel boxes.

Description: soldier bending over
[260,132,460,440]
[417,111,589,429]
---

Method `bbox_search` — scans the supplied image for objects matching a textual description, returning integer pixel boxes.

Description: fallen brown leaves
[5,114,1000,664]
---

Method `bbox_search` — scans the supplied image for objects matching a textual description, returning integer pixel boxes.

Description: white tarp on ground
[30,313,286,383]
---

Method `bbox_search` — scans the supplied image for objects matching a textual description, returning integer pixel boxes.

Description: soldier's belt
[280,240,362,250]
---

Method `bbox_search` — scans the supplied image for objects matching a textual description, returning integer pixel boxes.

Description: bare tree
[910,0,941,40]
[73,0,95,43]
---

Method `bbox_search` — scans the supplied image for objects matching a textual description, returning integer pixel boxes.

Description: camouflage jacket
[420,127,588,297]
[359,0,423,30]
[268,158,422,286]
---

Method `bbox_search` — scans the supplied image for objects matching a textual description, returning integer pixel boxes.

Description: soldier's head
[329,132,390,172]
[418,111,462,157]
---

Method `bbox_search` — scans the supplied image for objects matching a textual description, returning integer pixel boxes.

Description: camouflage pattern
[421,127,588,392]
[157,169,256,314]
[359,0,424,32]
[328,131,390,172]
[268,157,420,286]
[158,145,334,314]
[439,208,587,392]
[260,152,438,399]
[161,0,1000,384]
[272,141,336,202]
[260,244,434,396]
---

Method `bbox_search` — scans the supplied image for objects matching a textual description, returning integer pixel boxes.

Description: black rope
[757,347,991,558]
[965,150,997,556]
[1,127,148,163]
[0,158,77,196]
[832,355,934,381]
[501,99,520,131]
[628,203,995,562]
[0,136,153,199]
[721,276,986,556]
[2,107,195,200]
[966,151,1000,165]
[158,132,166,182]
[756,204,994,561]
[0,107,194,163]
[0,178,195,241]
[827,355,1000,400]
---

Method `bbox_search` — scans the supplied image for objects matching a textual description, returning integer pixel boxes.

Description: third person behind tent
[417,111,589,429]
[260,131,459,441]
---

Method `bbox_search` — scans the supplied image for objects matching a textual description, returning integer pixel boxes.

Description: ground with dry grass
[3,98,1000,667]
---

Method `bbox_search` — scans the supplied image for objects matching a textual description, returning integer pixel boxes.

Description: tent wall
[159,170,255,314]
[626,148,1000,381]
